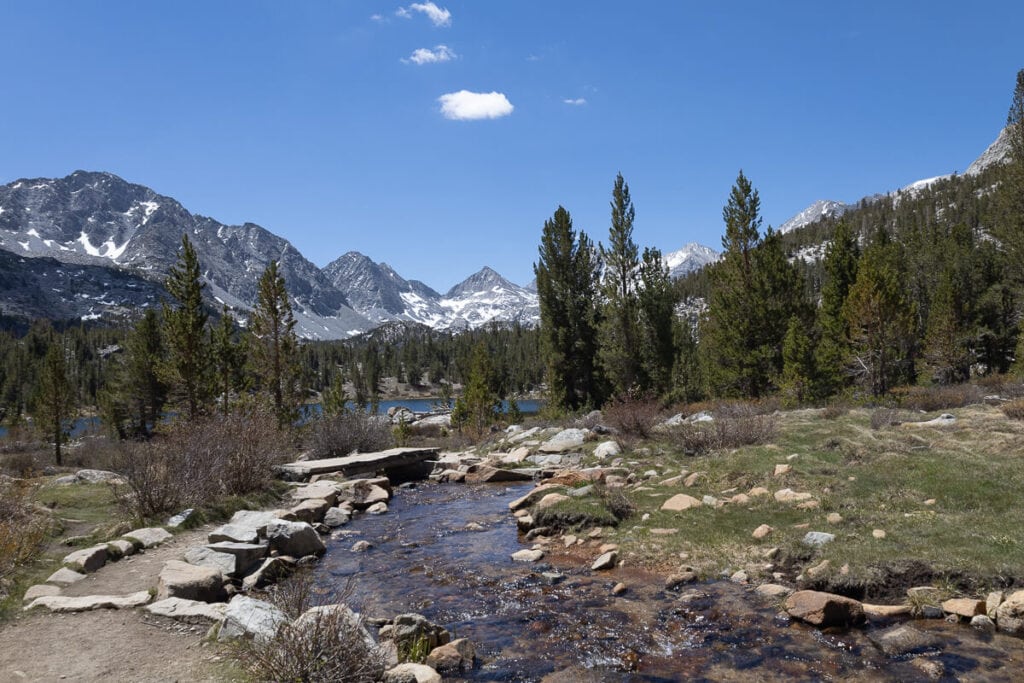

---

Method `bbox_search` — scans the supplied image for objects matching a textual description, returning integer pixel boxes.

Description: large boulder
[996,590,1024,635]
[218,595,288,643]
[283,498,332,524]
[289,482,340,507]
[380,613,450,654]
[593,440,621,459]
[45,567,86,587]
[293,604,376,651]
[942,598,985,619]
[323,507,352,528]
[63,545,108,573]
[784,590,866,628]
[265,519,326,557]
[508,485,566,511]
[337,482,391,510]
[538,428,587,453]
[156,560,225,603]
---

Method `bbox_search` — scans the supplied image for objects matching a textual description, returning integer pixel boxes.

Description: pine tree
[321,368,349,417]
[994,69,1024,286]
[815,220,860,397]
[451,341,499,437]
[670,316,703,404]
[780,316,815,406]
[843,228,916,396]
[211,307,246,415]
[923,265,972,384]
[598,173,642,396]
[162,234,211,420]
[119,308,167,437]
[534,205,602,412]
[701,171,768,397]
[751,227,810,385]
[637,246,678,397]
[35,338,76,465]
[249,260,300,426]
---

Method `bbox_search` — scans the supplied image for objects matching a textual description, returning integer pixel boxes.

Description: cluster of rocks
[23,526,172,611]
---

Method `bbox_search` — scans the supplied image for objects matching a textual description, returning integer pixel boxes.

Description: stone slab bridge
[275,447,440,482]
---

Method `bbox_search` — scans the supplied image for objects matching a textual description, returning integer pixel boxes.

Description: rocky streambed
[313,481,1024,681]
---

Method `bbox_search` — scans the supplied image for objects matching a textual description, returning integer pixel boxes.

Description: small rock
[266,519,325,557]
[806,560,831,579]
[729,493,751,505]
[910,657,945,681]
[986,591,1004,618]
[774,464,791,476]
[755,583,793,598]
[366,502,389,515]
[166,509,196,528]
[242,556,295,591]
[683,472,703,487]
[784,590,865,627]
[591,550,618,571]
[941,598,985,619]
[872,529,887,539]
[995,589,1024,635]
[923,498,936,506]
[801,531,835,547]
[218,595,287,643]
[661,494,702,512]
[665,569,698,590]
[536,493,570,509]
[464,522,485,532]
[774,489,813,503]
[729,570,748,584]
[752,524,773,539]
[351,540,373,552]
[593,441,621,459]
[383,663,442,683]
[826,512,843,524]
[107,539,135,558]
[971,614,996,633]
[796,500,820,510]
[748,487,770,497]
[869,624,942,656]
[512,549,544,563]
[541,572,565,585]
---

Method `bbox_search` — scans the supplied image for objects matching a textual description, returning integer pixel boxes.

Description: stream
[313,482,1023,682]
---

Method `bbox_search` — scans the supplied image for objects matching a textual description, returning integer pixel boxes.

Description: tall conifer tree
[249,260,299,426]
[599,173,642,396]
[534,206,602,411]
[162,234,211,420]
[35,337,76,465]
[815,220,860,397]
[637,246,678,397]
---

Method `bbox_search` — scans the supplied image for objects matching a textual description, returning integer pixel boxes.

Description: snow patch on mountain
[779,200,850,234]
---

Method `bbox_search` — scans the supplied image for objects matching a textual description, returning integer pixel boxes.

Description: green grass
[602,404,1024,593]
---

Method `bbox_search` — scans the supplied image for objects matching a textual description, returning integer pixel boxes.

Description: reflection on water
[314,483,1024,682]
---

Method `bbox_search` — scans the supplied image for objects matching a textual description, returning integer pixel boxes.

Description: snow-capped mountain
[0,171,540,336]
[0,171,371,338]
[324,256,540,330]
[663,242,720,279]
[778,199,850,234]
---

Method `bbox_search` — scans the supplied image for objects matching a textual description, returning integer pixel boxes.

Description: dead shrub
[0,480,49,592]
[596,484,636,522]
[821,403,849,420]
[235,571,386,683]
[666,409,777,455]
[307,412,394,459]
[894,384,982,412]
[112,405,291,519]
[1001,399,1024,421]
[601,393,662,439]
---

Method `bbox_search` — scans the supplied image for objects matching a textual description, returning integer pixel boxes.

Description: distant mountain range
[0,126,1010,337]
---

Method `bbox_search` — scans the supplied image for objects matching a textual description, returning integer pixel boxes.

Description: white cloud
[563,98,587,106]
[370,13,385,22]
[403,45,456,65]
[396,2,451,27]
[438,90,514,121]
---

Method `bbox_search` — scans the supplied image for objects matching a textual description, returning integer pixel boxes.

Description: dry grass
[1000,399,1024,420]
[0,480,49,593]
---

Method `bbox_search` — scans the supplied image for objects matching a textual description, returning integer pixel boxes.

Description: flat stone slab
[25,591,152,613]
[23,584,62,602]
[146,597,229,624]
[209,524,259,545]
[46,567,86,586]
[228,510,283,537]
[276,447,439,480]
[63,545,108,573]
[184,546,237,576]
[124,527,173,548]
[204,542,268,575]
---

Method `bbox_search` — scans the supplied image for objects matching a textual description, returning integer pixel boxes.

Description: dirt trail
[0,526,240,683]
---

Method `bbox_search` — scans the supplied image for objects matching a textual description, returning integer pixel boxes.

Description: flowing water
[314,482,1024,682]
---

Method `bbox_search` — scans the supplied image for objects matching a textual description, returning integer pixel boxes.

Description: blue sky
[2,2,1022,290]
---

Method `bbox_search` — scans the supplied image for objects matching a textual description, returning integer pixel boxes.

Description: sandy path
[0,526,240,683]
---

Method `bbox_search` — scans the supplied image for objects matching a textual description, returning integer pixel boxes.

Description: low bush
[234,572,385,683]
[0,480,49,595]
[307,411,394,459]
[666,408,777,455]
[602,393,662,439]
[112,405,291,519]
[894,384,982,412]
[1001,399,1024,420]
